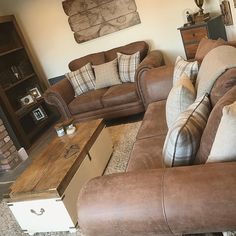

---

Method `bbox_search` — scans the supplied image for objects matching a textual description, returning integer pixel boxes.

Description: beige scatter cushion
[166,73,196,128]
[93,59,121,89]
[207,101,236,163]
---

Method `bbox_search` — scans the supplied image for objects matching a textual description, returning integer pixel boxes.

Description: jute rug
[0,120,141,236]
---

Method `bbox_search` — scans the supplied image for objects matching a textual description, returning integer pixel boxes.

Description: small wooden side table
[178,15,227,59]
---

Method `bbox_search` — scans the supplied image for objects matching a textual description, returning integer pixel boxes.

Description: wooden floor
[0,124,56,199]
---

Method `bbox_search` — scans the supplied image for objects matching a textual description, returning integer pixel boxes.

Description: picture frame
[17,59,34,78]
[234,0,236,8]
[31,106,48,123]
[220,0,234,25]
[29,87,41,99]
[20,94,35,107]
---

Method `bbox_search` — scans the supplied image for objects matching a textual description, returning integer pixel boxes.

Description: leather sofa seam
[161,168,174,235]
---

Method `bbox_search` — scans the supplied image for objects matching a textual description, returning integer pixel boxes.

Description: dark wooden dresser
[178,15,227,59]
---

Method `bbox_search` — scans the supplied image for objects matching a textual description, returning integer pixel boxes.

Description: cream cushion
[163,94,211,167]
[166,73,196,128]
[207,101,236,163]
[93,59,121,89]
[173,56,198,85]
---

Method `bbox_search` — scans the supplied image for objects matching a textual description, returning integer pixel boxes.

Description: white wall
[0,0,233,80]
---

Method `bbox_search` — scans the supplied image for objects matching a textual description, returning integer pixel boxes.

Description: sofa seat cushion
[136,100,168,140]
[68,88,107,114]
[127,135,165,172]
[102,83,139,107]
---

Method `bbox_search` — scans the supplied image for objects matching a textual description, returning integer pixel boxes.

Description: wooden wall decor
[62,0,141,43]
[220,0,234,26]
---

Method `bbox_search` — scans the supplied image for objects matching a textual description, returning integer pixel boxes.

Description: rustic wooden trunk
[6,119,113,235]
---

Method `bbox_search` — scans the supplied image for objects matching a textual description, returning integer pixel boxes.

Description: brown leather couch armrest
[77,163,236,236]
[137,65,174,109]
[135,50,165,102]
[137,50,164,71]
[43,78,74,119]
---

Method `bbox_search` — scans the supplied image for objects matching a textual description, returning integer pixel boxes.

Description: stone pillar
[0,119,21,172]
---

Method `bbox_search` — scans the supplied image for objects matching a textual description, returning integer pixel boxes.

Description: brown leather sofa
[76,49,236,235]
[44,41,164,122]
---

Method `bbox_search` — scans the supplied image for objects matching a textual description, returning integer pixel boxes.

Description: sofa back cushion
[104,41,149,62]
[68,52,106,71]
[210,68,236,107]
[194,38,227,63]
[195,86,236,164]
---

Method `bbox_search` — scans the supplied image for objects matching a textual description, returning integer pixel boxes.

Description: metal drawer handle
[30,208,45,216]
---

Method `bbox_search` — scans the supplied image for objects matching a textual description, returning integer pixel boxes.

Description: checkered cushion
[117,51,140,83]
[173,56,198,85]
[166,73,196,128]
[65,62,95,96]
[163,94,211,167]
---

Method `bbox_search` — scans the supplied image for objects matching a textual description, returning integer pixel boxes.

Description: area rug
[0,120,141,236]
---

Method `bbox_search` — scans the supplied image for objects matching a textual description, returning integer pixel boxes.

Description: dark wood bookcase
[0,15,56,149]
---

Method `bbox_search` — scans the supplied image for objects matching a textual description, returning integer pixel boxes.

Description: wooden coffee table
[6,119,113,235]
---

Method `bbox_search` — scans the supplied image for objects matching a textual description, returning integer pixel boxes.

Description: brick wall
[0,119,21,172]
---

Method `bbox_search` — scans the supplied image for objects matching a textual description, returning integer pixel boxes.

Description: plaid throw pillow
[166,73,196,128]
[65,63,95,96]
[173,56,198,85]
[117,51,140,83]
[163,94,211,167]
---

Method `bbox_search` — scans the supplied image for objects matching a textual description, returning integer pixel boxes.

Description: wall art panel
[62,0,141,43]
